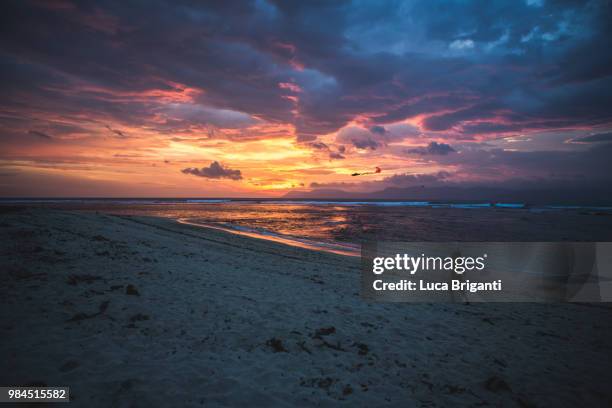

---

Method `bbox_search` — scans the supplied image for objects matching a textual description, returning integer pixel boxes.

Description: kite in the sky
[351,166,381,176]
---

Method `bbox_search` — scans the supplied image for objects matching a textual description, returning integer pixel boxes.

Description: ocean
[3,199,612,255]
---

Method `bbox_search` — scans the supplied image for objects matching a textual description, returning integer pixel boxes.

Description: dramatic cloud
[4,0,610,143]
[406,142,456,155]
[1,1,612,196]
[181,162,242,180]
[336,125,414,150]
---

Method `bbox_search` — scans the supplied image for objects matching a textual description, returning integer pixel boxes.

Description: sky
[1,0,612,198]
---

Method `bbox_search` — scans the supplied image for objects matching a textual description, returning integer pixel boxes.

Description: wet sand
[1,208,612,407]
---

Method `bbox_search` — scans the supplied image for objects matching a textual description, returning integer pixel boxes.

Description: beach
[2,207,612,407]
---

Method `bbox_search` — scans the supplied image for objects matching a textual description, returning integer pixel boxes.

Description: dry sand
[1,208,612,407]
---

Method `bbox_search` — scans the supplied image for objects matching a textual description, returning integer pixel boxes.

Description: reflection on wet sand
[177,218,360,257]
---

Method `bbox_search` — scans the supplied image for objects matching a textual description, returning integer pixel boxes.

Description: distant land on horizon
[283,185,612,206]
[2,185,612,206]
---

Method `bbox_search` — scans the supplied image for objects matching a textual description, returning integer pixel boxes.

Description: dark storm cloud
[181,161,242,180]
[406,142,456,155]
[1,0,611,143]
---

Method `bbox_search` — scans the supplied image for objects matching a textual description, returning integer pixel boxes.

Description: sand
[1,208,612,407]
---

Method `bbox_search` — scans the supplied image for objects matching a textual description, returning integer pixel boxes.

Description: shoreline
[2,208,612,406]
[176,218,361,257]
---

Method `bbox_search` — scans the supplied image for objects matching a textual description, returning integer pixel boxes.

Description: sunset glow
[1,1,611,197]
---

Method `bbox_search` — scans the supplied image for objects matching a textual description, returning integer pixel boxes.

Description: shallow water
[5,200,612,251]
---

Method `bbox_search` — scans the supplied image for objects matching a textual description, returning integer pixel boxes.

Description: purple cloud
[181,161,242,180]
[406,141,456,155]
